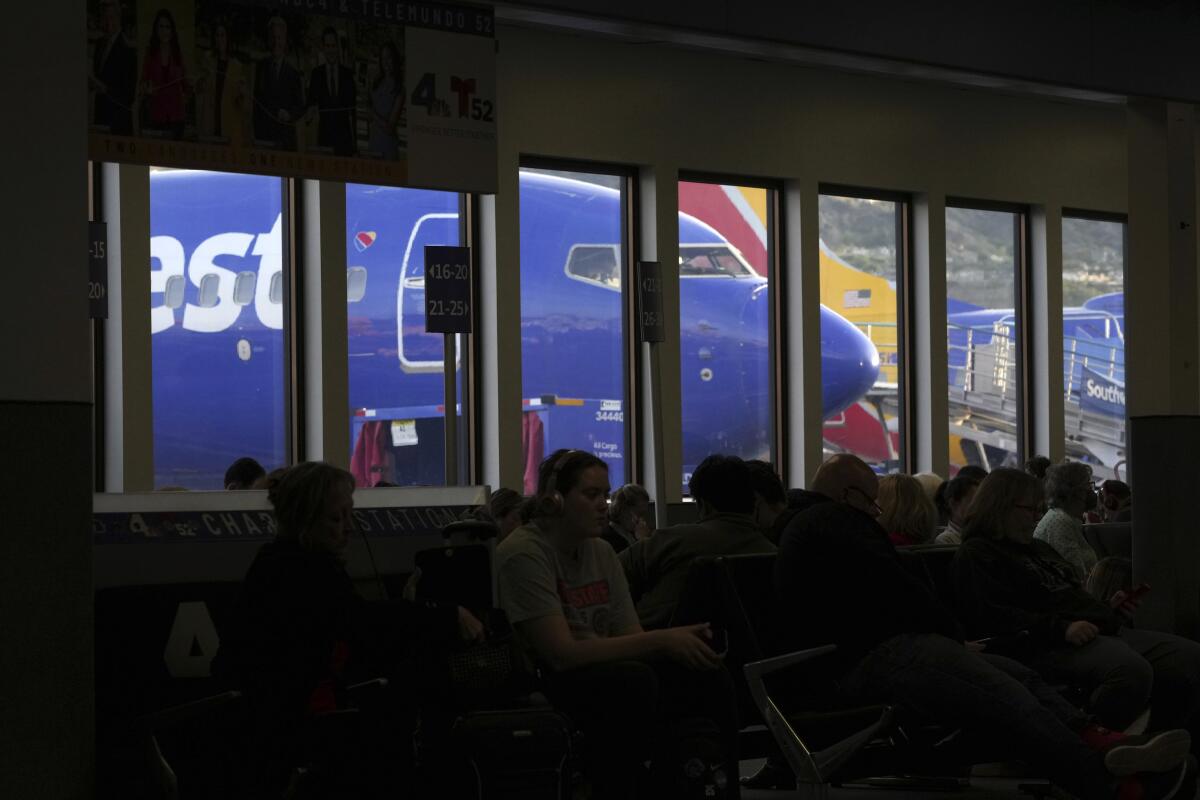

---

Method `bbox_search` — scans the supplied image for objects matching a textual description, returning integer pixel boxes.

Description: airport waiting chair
[1083,521,1132,560]
[896,544,961,609]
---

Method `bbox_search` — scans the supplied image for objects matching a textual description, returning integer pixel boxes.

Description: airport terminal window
[1062,215,1126,480]
[945,206,1022,473]
[520,166,630,492]
[818,194,903,473]
[149,168,286,489]
[678,180,775,490]
[345,183,467,488]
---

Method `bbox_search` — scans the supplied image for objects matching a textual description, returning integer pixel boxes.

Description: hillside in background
[820,196,1124,310]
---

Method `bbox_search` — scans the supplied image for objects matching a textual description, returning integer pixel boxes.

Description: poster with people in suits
[86,0,497,194]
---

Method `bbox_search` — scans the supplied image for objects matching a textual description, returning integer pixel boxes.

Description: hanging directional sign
[89,221,108,320]
[637,260,665,343]
[424,245,472,334]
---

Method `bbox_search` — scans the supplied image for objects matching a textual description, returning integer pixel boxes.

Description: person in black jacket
[954,468,1200,754]
[215,461,483,798]
[769,455,1194,799]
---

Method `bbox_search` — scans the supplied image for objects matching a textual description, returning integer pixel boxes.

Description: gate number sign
[424,245,472,334]
[637,261,664,343]
[89,221,108,320]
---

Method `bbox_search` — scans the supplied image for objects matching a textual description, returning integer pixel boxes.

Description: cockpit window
[679,245,754,277]
[565,244,621,290]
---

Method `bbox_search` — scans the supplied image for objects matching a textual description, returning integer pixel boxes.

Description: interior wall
[489,24,1127,491]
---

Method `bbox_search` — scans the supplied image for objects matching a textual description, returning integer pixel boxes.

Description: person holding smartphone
[496,449,739,800]
[773,455,1194,799]
[954,468,1200,762]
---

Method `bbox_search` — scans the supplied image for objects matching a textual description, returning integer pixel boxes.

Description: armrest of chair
[744,645,894,788]
[137,690,243,735]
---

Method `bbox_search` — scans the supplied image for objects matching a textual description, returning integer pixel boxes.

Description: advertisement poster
[86,0,496,193]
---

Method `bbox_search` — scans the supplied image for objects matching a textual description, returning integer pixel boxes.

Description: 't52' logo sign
[410,73,495,122]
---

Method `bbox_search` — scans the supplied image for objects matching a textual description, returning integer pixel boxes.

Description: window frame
[520,157,640,486]
[818,184,914,474]
[678,170,783,483]
[1060,208,1128,477]
[945,197,1030,468]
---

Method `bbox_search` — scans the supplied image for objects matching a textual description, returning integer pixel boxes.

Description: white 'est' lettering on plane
[150,214,284,334]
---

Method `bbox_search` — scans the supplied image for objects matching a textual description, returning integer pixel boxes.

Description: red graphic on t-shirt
[558,579,611,608]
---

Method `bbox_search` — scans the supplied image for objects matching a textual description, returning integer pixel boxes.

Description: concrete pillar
[0,5,93,796]
[1126,100,1200,636]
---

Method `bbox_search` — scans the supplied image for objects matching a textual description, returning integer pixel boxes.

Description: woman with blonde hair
[216,461,483,797]
[877,473,937,546]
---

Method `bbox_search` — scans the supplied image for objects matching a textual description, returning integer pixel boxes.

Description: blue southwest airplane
[148,169,881,489]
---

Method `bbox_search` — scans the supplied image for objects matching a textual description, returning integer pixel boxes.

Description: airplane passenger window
[197,273,221,308]
[520,166,630,493]
[345,183,467,488]
[346,267,368,303]
[945,206,1022,473]
[232,271,257,306]
[163,274,185,309]
[1062,215,1126,481]
[678,180,775,491]
[149,168,286,489]
[818,193,901,474]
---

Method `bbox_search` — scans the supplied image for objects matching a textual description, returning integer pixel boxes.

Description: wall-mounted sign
[89,221,108,319]
[637,260,664,343]
[86,0,496,193]
[424,245,471,333]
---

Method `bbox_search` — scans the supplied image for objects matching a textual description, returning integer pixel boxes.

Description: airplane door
[397,213,463,373]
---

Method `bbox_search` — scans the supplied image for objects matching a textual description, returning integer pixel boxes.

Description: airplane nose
[819,305,881,419]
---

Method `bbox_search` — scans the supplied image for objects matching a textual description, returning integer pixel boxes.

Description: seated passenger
[1100,479,1134,523]
[1027,454,1053,481]
[224,455,266,489]
[745,459,793,544]
[953,468,1200,761]
[774,454,1194,799]
[496,449,739,800]
[1035,461,1101,581]
[934,472,982,545]
[877,473,938,546]
[214,462,484,798]
[603,483,650,553]
[621,455,775,628]
[488,487,525,541]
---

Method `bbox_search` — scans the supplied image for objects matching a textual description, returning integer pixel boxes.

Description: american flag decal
[843,288,872,308]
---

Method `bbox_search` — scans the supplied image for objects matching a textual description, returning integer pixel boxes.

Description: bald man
[762,455,1195,798]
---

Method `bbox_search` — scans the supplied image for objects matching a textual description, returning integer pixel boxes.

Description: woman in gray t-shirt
[496,448,736,800]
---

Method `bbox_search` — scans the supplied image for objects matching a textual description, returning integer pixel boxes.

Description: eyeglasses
[845,485,882,517]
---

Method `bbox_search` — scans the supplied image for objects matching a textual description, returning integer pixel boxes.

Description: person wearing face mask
[496,449,740,800]
[1034,461,1101,581]
[954,468,1200,769]
[215,461,483,798]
